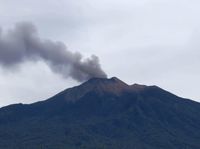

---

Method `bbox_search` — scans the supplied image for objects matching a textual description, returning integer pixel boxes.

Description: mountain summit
[49,77,150,103]
[0,77,200,149]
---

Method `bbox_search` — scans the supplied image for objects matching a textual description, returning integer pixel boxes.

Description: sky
[0,0,200,106]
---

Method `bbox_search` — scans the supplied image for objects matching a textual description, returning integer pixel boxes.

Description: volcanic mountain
[0,77,200,149]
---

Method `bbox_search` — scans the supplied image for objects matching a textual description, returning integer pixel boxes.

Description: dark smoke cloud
[0,22,107,82]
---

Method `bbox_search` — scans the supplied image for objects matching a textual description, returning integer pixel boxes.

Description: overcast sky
[0,0,200,107]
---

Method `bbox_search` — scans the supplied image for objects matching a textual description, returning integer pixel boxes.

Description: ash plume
[0,22,107,82]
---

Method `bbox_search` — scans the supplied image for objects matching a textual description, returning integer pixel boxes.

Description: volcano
[0,77,200,149]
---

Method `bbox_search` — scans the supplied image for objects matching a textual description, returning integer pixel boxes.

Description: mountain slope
[0,77,200,149]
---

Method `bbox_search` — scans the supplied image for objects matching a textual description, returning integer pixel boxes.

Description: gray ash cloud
[0,22,107,82]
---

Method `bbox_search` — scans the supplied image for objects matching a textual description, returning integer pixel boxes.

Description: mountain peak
[86,77,127,85]
[50,77,159,102]
[131,83,147,91]
[82,77,129,95]
[85,77,126,85]
[54,77,130,102]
